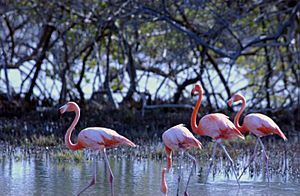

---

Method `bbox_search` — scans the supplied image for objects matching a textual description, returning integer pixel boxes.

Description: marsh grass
[0,134,299,183]
[56,150,84,162]
[29,134,59,146]
[0,106,299,182]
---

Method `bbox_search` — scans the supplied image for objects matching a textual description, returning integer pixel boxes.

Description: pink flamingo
[227,93,287,182]
[59,102,136,196]
[191,84,244,185]
[161,124,201,196]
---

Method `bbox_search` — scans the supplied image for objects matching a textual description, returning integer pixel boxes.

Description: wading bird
[59,102,136,196]
[227,93,287,182]
[191,84,244,186]
[161,124,201,196]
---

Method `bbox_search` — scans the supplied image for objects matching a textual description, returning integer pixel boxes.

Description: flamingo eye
[233,94,239,101]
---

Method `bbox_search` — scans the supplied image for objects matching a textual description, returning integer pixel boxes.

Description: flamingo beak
[191,89,195,97]
[57,108,62,118]
[59,104,67,114]
[227,99,233,107]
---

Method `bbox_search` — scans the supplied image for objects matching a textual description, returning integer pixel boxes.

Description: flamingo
[59,102,136,196]
[190,84,244,186]
[227,93,287,182]
[161,124,201,196]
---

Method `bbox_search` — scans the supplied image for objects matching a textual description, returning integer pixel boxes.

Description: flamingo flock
[59,84,287,196]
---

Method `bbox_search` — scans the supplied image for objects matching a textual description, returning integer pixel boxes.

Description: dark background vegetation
[0,0,299,145]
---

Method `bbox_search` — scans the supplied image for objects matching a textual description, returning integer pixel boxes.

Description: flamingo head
[59,102,79,114]
[191,84,202,96]
[227,93,244,107]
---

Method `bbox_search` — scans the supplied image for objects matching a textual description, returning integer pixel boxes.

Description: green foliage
[88,59,97,69]
[99,1,108,9]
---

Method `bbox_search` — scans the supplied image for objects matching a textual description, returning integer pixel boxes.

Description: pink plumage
[191,84,245,141]
[227,93,287,141]
[161,124,201,195]
[162,124,202,151]
[78,127,136,150]
[228,93,287,182]
[190,84,243,186]
[243,113,287,140]
[59,101,135,196]
[197,113,245,140]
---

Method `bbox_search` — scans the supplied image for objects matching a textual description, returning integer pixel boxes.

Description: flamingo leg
[205,142,218,183]
[103,148,115,196]
[161,168,168,196]
[77,154,97,196]
[184,152,196,196]
[238,138,259,180]
[176,151,184,196]
[257,137,270,184]
[218,142,240,187]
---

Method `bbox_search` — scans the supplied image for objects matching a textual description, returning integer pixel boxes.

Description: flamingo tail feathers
[235,127,245,140]
[121,136,136,147]
[192,138,202,149]
[276,128,287,141]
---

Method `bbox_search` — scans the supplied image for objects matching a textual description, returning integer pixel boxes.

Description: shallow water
[1,150,299,196]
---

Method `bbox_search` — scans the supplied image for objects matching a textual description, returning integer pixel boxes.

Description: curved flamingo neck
[191,87,202,135]
[65,106,82,151]
[234,96,246,131]
[165,146,172,170]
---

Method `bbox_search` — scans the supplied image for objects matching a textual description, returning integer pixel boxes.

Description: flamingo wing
[177,125,202,149]
[99,127,136,147]
[244,113,287,140]
[199,113,244,140]
[162,124,201,150]
[78,127,135,150]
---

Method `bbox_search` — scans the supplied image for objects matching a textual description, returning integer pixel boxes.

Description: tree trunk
[59,34,71,104]
[104,33,117,108]
[122,40,136,104]
[206,52,231,100]
[76,47,93,104]
[0,38,12,101]
[199,46,213,111]
[263,45,272,115]
[59,69,67,104]
[173,76,201,104]
[25,25,55,102]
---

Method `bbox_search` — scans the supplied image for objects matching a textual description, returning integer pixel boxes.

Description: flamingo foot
[219,142,240,187]
[77,154,97,195]
[109,173,114,183]
[103,149,114,196]
[238,139,259,180]
[176,151,184,196]
[258,137,270,185]
[109,173,114,196]
[205,142,217,183]
[184,152,196,195]
[176,174,181,196]
[77,177,96,196]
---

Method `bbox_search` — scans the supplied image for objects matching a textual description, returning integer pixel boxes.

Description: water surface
[1,151,299,196]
